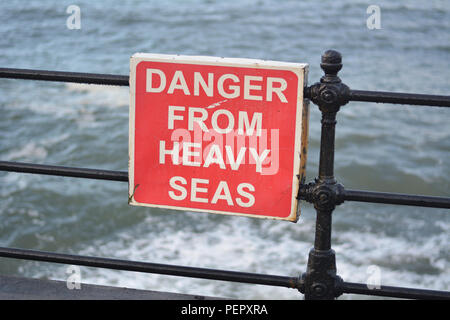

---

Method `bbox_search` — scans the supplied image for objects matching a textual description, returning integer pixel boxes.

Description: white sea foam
[6,142,48,161]
[65,83,129,109]
[34,211,449,299]
[4,133,70,162]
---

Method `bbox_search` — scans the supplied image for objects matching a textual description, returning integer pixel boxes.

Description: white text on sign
[146,69,289,102]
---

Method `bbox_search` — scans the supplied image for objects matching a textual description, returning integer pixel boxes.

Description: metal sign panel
[129,53,309,221]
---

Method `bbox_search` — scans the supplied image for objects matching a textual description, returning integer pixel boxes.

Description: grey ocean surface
[0,0,449,299]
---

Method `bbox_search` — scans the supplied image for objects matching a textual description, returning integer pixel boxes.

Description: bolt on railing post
[300,50,349,300]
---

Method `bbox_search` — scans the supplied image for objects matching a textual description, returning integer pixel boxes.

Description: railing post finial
[320,49,343,83]
[307,49,350,114]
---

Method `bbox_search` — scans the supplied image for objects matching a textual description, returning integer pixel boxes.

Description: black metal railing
[0,50,449,300]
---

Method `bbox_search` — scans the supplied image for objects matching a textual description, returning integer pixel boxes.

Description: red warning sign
[129,53,309,221]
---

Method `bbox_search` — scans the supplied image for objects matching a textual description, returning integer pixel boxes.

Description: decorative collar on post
[306,50,350,114]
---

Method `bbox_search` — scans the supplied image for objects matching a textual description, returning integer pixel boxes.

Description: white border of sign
[129,53,309,222]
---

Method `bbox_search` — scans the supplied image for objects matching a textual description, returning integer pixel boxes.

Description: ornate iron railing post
[300,50,349,300]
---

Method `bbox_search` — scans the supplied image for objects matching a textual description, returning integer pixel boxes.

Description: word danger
[147,68,288,102]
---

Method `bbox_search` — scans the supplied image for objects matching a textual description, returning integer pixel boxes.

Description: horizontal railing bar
[348,89,450,107]
[3,161,450,209]
[1,68,449,108]
[0,161,128,182]
[304,87,450,107]
[0,68,129,86]
[343,189,450,209]
[340,281,450,300]
[0,247,299,289]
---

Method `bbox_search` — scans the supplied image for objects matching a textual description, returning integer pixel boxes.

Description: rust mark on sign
[128,184,140,203]
[299,99,310,185]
